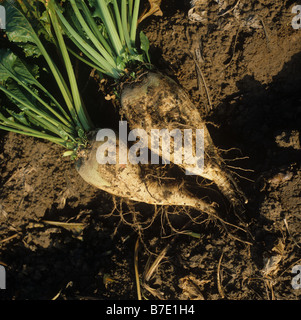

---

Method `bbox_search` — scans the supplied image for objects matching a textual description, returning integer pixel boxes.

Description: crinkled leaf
[39,9,54,42]
[4,1,55,58]
[66,141,77,149]
[6,0,54,46]
[18,43,42,58]
[77,128,85,138]
[87,0,102,19]
[6,110,30,126]
[4,2,39,44]
[116,54,126,71]
[0,82,45,131]
[0,49,40,86]
[4,80,39,113]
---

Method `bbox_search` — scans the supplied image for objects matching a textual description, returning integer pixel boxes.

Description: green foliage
[0,49,72,146]
[140,31,151,64]
[0,0,151,159]
[4,0,53,58]
[50,0,150,79]
[0,1,92,157]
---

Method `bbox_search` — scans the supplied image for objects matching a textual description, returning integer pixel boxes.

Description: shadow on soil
[208,49,300,185]
[207,51,301,267]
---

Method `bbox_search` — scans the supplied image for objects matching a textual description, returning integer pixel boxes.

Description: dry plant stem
[224,26,241,69]
[134,238,142,300]
[218,0,241,17]
[185,27,212,112]
[144,218,194,283]
[259,17,271,51]
[142,283,165,300]
[144,245,169,282]
[283,218,301,249]
[217,252,225,299]
[192,49,213,111]
[0,233,19,244]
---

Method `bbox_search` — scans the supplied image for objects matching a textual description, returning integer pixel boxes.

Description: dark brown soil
[1,0,301,300]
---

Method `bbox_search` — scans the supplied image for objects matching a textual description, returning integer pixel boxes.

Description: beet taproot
[120,71,247,210]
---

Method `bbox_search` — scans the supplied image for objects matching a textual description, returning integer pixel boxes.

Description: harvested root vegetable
[120,71,248,209]
[76,134,218,215]
[0,1,217,216]
[0,0,247,218]
[51,0,248,212]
